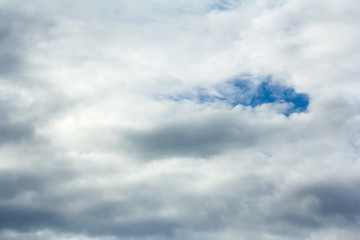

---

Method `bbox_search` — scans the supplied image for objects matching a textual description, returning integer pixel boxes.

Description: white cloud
[0,0,360,239]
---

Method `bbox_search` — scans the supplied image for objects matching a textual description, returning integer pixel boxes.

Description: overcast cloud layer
[1,0,360,239]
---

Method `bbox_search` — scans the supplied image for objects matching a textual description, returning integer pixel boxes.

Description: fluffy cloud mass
[1,0,360,239]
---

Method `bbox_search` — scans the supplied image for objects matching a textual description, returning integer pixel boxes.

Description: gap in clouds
[208,0,239,11]
[158,76,310,116]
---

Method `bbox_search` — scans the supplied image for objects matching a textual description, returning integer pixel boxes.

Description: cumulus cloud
[0,0,360,239]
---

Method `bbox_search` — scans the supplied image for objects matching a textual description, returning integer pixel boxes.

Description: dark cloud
[0,169,276,238]
[0,172,67,232]
[296,180,360,222]
[0,121,33,144]
[122,114,285,159]
[0,97,33,144]
[0,12,55,145]
[0,14,23,76]
[255,178,360,240]
[0,12,51,78]
[0,167,359,240]
[0,173,44,199]
[124,119,247,158]
[0,170,180,237]
[0,205,64,232]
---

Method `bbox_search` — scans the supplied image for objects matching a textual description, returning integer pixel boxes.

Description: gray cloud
[0,100,33,144]
[0,12,56,145]
[296,180,360,222]
[0,0,360,240]
[122,110,288,159]
[0,11,51,78]
[0,172,44,199]
[123,116,254,159]
[0,205,63,232]
[0,13,24,76]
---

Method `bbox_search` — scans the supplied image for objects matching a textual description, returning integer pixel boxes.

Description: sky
[1,0,360,239]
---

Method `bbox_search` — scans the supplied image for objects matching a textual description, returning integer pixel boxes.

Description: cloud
[296,180,360,221]
[120,106,293,159]
[0,0,360,240]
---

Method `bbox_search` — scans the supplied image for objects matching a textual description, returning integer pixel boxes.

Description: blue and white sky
[1,0,360,239]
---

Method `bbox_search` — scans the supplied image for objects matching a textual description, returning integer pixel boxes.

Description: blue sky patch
[207,0,244,12]
[209,0,235,11]
[161,77,310,116]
